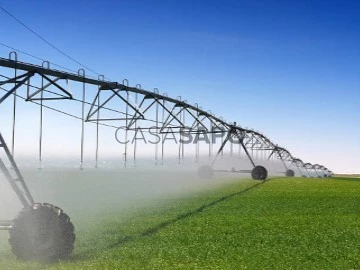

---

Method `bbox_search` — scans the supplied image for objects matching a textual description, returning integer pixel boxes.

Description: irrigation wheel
[285,169,295,177]
[9,203,75,262]
[198,165,214,179]
[251,165,268,180]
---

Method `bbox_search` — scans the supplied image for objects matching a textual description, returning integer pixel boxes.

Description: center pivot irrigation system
[0,53,332,262]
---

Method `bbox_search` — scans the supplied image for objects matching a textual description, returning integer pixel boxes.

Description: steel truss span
[0,55,332,181]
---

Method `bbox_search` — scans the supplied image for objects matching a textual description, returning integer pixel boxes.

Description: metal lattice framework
[0,53,333,222]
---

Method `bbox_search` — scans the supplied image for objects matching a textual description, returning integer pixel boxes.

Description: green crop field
[1,176,359,270]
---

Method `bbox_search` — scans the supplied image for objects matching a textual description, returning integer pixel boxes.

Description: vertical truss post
[123,80,129,168]
[79,69,86,170]
[9,52,17,157]
[178,96,182,164]
[182,107,185,161]
[161,93,167,165]
[134,85,141,166]
[230,132,233,157]
[38,61,49,170]
[220,124,224,158]
[251,135,254,158]
[208,114,213,160]
[95,75,104,168]
[154,88,159,165]
[38,73,44,169]
[195,103,199,163]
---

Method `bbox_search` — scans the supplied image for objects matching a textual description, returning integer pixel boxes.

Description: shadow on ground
[72,179,269,261]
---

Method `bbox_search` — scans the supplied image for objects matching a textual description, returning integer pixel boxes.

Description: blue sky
[0,0,359,173]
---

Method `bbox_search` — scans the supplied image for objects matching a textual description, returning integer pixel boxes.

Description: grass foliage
[1,177,359,269]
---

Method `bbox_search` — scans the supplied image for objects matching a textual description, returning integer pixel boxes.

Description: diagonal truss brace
[26,73,73,101]
[0,133,34,208]
[268,147,289,171]
[211,124,256,168]
[86,88,145,122]
[0,71,34,104]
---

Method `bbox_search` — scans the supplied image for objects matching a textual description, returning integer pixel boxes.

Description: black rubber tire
[198,165,214,179]
[9,203,75,262]
[285,169,295,177]
[251,166,268,181]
